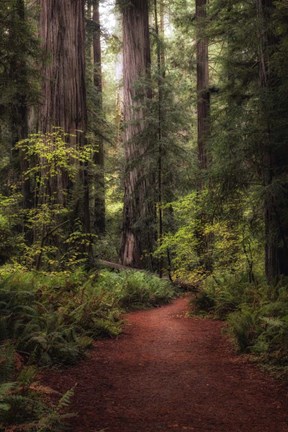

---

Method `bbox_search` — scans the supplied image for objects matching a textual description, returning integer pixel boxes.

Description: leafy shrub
[114,271,175,310]
[0,266,175,365]
[228,307,261,352]
[0,195,25,265]
[192,272,288,367]
[192,272,266,319]
[0,343,75,432]
[66,284,122,339]
[193,291,215,313]
[0,265,175,430]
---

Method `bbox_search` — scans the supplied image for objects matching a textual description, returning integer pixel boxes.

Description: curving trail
[42,296,288,432]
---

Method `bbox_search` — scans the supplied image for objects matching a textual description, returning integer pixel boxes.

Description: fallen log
[98,259,145,272]
[97,259,199,292]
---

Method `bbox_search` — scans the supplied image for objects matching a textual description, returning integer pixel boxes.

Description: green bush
[0,266,175,366]
[0,343,75,432]
[228,307,261,352]
[115,271,175,310]
[192,272,288,367]
[193,291,215,313]
[192,272,268,318]
[0,195,25,265]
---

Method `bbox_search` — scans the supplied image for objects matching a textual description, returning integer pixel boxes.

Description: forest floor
[41,295,288,432]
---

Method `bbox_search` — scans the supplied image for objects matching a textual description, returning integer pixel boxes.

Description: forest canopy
[0,0,287,284]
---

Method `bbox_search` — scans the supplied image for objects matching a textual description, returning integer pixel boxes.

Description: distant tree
[154,0,165,276]
[92,0,106,235]
[195,0,212,274]
[196,0,209,173]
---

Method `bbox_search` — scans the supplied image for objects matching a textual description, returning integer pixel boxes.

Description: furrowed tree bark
[38,0,91,267]
[120,0,156,269]
[39,0,90,234]
[92,0,106,235]
[154,0,165,277]
[39,0,87,136]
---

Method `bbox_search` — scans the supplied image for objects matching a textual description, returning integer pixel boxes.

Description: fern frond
[56,387,75,412]
[261,317,284,327]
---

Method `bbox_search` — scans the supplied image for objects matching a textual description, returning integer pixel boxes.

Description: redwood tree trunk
[93,0,106,235]
[154,0,165,276]
[120,0,156,269]
[195,0,212,273]
[39,0,87,135]
[39,0,88,213]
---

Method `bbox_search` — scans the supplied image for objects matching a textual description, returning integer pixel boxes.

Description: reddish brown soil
[42,296,288,432]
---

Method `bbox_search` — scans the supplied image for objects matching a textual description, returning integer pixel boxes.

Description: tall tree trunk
[195,0,212,273]
[92,0,106,235]
[39,0,88,219]
[39,0,87,135]
[196,0,209,172]
[154,0,165,276]
[120,0,156,269]
[257,0,288,283]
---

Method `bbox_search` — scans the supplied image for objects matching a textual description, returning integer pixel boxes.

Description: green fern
[36,387,76,432]
[0,382,16,413]
[91,318,122,338]
[228,307,261,352]
[261,317,284,327]
[0,343,15,383]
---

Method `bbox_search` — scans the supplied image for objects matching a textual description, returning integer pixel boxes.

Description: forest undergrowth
[0,266,175,432]
[192,272,288,378]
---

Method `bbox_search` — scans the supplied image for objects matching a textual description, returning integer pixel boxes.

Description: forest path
[42,296,288,432]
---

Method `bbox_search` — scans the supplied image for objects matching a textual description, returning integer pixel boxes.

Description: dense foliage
[1,0,288,428]
[193,273,288,375]
[0,266,175,430]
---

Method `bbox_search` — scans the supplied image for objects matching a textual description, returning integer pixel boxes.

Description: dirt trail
[42,296,288,432]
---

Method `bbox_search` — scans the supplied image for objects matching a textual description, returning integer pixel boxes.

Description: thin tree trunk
[196,0,209,172]
[93,0,106,235]
[195,0,212,273]
[257,0,276,283]
[120,0,156,269]
[154,0,164,277]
